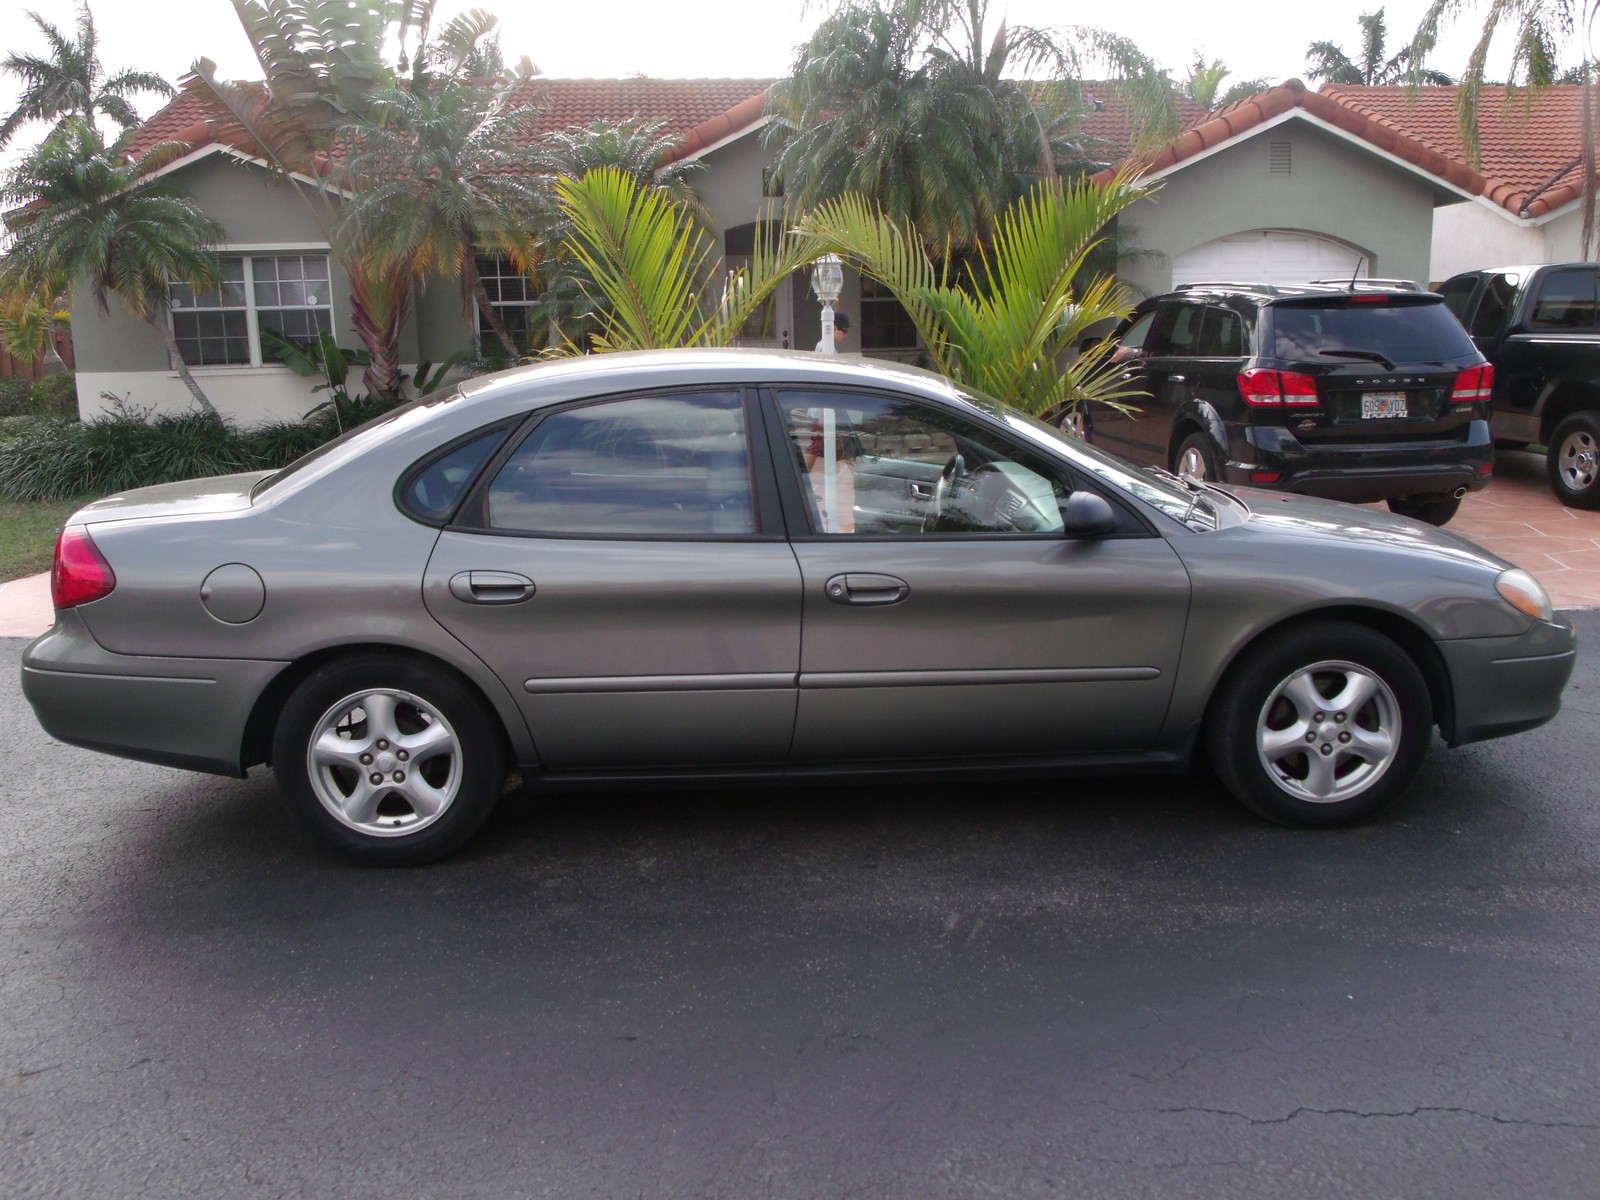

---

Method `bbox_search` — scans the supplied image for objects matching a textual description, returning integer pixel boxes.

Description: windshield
[991,401,1213,526]
[1271,300,1476,363]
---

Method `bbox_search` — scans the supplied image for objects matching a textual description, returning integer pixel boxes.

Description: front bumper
[1437,615,1577,747]
[21,610,287,777]
[1229,420,1494,503]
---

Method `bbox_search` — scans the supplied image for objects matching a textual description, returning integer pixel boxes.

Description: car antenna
[1347,258,1361,291]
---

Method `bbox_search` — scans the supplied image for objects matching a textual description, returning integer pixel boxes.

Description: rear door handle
[825,573,910,606]
[449,571,536,605]
[1169,373,1187,382]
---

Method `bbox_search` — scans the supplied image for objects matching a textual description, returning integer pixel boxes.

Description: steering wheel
[923,453,966,532]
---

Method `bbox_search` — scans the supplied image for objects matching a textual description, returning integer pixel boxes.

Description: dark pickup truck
[1440,263,1600,507]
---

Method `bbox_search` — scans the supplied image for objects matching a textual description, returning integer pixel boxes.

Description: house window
[475,254,540,355]
[859,275,920,351]
[168,253,333,367]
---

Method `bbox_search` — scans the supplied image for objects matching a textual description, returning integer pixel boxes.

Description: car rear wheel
[272,653,507,865]
[1548,412,1600,509]
[1386,495,1462,526]
[1206,622,1432,827]
[1173,433,1220,483]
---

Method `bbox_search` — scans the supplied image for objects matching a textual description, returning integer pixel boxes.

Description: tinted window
[1116,310,1158,352]
[1197,307,1244,357]
[1530,270,1599,328]
[486,392,754,535]
[1471,273,1519,338]
[778,391,1068,535]
[1439,276,1478,323]
[399,427,508,523]
[1271,301,1476,363]
[1154,303,1203,355]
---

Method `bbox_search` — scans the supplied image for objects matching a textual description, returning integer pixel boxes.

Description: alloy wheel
[305,688,462,837]
[1254,659,1400,803]
[1558,428,1599,493]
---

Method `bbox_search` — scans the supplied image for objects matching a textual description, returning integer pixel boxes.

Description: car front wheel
[1548,412,1600,509]
[272,653,508,865]
[1206,622,1432,826]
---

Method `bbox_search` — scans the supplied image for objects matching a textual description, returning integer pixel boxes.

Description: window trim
[448,385,787,543]
[394,418,520,528]
[168,248,336,370]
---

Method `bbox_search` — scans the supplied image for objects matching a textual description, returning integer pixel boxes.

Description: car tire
[1386,495,1462,526]
[272,652,508,865]
[1173,432,1220,482]
[1548,412,1600,509]
[1206,622,1432,827]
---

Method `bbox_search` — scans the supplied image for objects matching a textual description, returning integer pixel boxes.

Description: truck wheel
[1173,433,1220,482]
[1387,495,1462,526]
[1548,413,1600,509]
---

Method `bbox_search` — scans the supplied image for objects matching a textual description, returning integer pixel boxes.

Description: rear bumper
[1436,616,1577,747]
[21,611,286,777]
[1229,420,1494,503]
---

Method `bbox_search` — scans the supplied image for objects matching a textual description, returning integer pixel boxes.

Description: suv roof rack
[1173,281,1283,296]
[1307,277,1422,292]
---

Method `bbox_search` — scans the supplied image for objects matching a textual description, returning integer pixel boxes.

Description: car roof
[458,348,964,407]
[1170,282,1434,304]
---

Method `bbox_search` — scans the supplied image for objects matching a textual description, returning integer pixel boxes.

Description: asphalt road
[2,620,1599,1200]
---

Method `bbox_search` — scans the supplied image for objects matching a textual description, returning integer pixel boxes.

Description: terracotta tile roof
[125,78,777,168]
[1072,81,1207,159]
[1089,78,1488,199]
[1319,84,1589,217]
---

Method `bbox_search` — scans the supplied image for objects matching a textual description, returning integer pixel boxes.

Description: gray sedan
[21,351,1577,864]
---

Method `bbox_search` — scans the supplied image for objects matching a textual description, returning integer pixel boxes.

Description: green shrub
[0,379,36,418]
[0,413,70,443]
[31,372,78,416]
[0,395,406,501]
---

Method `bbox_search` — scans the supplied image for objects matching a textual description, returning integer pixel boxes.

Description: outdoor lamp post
[811,254,844,355]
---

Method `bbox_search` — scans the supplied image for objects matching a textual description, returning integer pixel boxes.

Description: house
[1316,84,1596,283]
[71,75,1495,423]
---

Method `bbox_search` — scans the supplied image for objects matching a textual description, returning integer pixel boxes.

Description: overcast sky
[0,0,1570,164]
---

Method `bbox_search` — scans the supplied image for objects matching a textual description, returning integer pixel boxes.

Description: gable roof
[1319,84,1589,219]
[1089,78,1487,199]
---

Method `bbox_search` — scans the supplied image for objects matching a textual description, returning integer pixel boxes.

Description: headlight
[1496,568,1554,622]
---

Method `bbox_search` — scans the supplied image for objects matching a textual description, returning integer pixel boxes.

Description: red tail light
[1238,368,1320,407]
[1451,363,1494,404]
[52,525,116,609]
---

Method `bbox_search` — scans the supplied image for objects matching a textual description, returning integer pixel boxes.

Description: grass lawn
[0,498,85,583]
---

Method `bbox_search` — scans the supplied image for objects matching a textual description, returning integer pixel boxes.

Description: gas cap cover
[199,563,266,624]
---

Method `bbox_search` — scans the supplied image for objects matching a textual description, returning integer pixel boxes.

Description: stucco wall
[71,152,427,423]
[1430,200,1546,282]
[1542,208,1587,264]
[1119,117,1444,297]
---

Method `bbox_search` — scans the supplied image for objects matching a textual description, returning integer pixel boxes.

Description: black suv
[1072,283,1495,525]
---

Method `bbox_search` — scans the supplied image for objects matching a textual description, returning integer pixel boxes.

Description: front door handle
[1169,373,1187,383]
[449,570,536,605]
[824,573,910,606]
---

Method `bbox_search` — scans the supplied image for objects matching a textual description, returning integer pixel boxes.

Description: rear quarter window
[1271,301,1477,363]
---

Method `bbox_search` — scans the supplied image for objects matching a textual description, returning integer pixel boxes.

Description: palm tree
[0,120,222,413]
[765,0,1173,253]
[797,171,1151,417]
[552,166,820,352]
[0,4,174,151]
[1308,9,1453,86]
[1181,56,1269,111]
[337,78,546,360]
[1405,0,1594,250]
[187,1,504,397]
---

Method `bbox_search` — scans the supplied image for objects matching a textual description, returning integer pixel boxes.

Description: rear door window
[1470,273,1519,338]
[1271,301,1476,363]
[1530,269,1600,329]
[1197,307,1244,357]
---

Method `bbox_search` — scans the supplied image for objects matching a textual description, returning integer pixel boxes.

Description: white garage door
[1172,230,1368,288]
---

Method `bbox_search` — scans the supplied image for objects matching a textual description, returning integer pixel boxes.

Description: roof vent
[1269,141,1292,176]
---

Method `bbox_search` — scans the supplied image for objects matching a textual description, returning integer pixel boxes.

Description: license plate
[1361,392,1408,419]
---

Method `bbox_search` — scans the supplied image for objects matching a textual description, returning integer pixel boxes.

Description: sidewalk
[2,454,1598,640]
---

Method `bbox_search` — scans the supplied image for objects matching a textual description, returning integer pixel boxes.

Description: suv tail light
[1451,363,1494,404]
[1238,368,1319,407]
[52,525,116,609]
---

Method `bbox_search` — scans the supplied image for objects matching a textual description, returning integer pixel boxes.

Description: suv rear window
[1271,300,1476,363]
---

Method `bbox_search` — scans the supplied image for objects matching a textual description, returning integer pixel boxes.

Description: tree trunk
[470,265,522,360]
[349,280,411,400]
[150,313,221,417]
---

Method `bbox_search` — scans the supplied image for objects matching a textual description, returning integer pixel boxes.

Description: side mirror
[1060,491,1119,538]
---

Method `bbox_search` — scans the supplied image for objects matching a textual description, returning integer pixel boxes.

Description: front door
[423,389,802,769]
[768,389,1192,762]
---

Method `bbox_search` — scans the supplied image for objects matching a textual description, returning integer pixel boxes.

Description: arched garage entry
[1172,230,1369,288]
